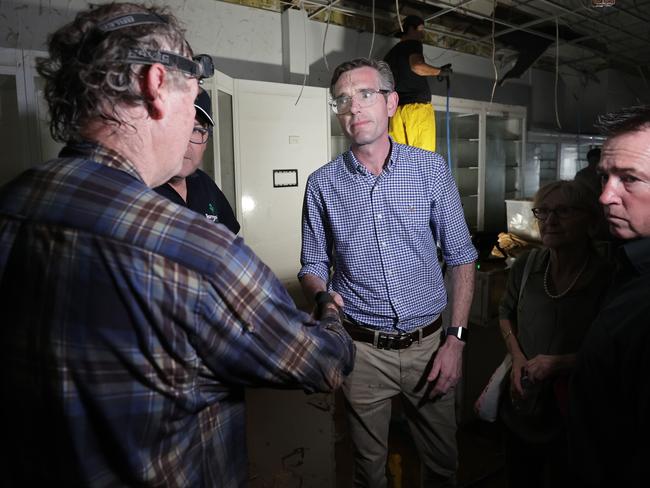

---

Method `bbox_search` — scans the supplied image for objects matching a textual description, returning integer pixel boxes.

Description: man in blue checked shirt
[0,3,353,487]
[299,58,477,487]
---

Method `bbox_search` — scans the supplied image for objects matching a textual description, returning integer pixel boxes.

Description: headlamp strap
[97,13,167,33]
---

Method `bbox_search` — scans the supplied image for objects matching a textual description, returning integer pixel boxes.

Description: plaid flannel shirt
[0,142,354,487]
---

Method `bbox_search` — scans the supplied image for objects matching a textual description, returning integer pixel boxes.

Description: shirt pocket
[403,200,431,234]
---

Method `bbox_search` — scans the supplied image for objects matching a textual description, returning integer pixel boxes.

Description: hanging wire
[554,17,562,129]
[322,1,332,73]
[488,0,498,106]
[395,0,403,32]
[295,2,308,106]
[368,0,376,59]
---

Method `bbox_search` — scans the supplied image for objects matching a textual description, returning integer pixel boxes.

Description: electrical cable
[295,2,308,106]
[322,1,332,73]
[368,0,376,59]
[488,0,498,107]
[554,17,562,129]
[395,0,403,32]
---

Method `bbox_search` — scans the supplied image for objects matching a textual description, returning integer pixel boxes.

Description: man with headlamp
[0,3,353,487]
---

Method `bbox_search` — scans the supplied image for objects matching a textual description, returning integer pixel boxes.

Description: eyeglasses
[190,126,211,144]
[531,206,581,221]
[329,89,391,115]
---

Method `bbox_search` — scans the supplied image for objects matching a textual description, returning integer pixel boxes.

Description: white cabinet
[234,79,329,300]
[433,96,526,233]
[0,48,52,185]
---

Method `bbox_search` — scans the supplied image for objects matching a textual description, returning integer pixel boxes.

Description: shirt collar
[59,140,144,183]
[621,237,650,275]
[344,137,397,175]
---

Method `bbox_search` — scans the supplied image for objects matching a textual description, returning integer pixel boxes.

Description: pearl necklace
[543,255,589,299]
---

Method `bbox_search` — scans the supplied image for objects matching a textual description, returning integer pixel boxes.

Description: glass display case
[436,111,480,230]
[524,131,605,198]
[434,96,526,233]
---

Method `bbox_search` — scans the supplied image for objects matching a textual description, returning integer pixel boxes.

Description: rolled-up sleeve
[430,158,478,266]
[298,175,331,284]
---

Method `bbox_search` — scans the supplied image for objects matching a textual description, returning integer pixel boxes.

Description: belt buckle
[398,333,414,349]
[377,332,413,350]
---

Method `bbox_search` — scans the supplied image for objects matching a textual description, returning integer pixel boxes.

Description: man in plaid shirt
[0,3,353,487]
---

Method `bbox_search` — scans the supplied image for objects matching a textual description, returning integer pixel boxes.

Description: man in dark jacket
[569,105,650,487]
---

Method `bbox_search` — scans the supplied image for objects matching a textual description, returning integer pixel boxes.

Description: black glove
[437,63,452,79]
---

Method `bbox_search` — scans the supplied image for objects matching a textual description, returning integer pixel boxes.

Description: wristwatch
[445,326,468,343]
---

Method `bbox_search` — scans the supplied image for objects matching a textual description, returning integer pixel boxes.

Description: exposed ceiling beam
[423,0,484,22]
[307,0,342,20]
[535,0,649,45]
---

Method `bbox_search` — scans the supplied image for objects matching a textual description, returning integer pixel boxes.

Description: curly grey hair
[37,2,193,142]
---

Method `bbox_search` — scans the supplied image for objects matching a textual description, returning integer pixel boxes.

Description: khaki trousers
[342,331,458,488]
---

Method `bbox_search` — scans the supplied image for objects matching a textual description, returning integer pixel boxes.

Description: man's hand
[437,63,452,79]
[426,336,464,398]
[313,291,344,320]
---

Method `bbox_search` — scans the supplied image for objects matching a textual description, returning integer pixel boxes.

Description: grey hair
[37,2,192,143]
[534,180,600,225]
[329,58,395,96]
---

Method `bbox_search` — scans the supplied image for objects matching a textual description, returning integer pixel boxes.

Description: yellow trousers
[389,103,436,152]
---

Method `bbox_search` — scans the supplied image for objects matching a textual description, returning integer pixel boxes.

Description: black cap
[397,15,424,37]
[194,89,214,127]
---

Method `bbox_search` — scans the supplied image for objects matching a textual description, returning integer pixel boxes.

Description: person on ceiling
[384,14,452,152]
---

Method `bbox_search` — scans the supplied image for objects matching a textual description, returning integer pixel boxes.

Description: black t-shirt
[154,169,240,235]
[384,40,431,105]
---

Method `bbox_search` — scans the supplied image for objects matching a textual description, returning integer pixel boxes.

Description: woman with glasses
[496,180,611,487]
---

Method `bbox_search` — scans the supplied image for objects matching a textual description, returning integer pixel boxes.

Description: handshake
[437,63,452,80]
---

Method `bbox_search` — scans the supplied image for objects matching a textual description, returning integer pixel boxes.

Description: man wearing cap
[155,89,240,234]
[384,15,452,152]
[0,3,354,486]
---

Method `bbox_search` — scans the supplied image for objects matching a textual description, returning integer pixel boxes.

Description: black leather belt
[342,316,442,350]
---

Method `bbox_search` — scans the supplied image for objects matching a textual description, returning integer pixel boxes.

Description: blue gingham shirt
[299,141,477,332]
[0,142,354,487]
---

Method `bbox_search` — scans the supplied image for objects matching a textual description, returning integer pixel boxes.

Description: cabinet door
[234,80,329,291]
[436,110,480,232]
[0,70,25,186]
[0,48,40,185]
[484,114,524,232]
[201,71,237,216]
